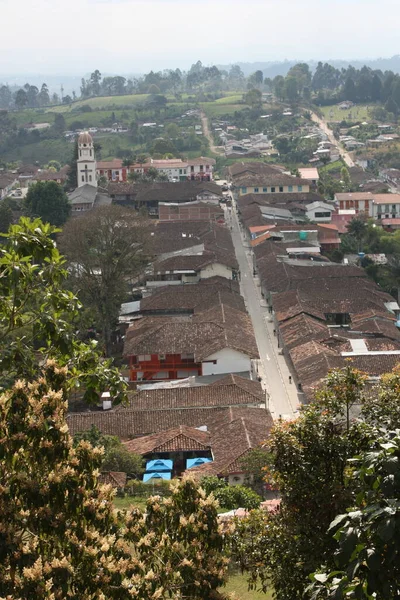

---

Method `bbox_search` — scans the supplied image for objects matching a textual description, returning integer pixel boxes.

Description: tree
[244,88,262,108]
[67,140,79,190]
[0,363,227,598]
[239,447,272,495]
[309,429,400,600]
[284,76,299,103]
[371,73,383,101]
[232,366,373,600]
[90,69,102,96]
[340,166,351,191]
[59,205,150,356]
[200,476,262,510]
[346,214,368,252]
[0,218,125,401]
[343,77,356,102]
[53,112,66,133]
[385,95,399,116]
[74,425,143,477]
[38,83,50,106]
[24,181,71,226]
[0,198,13,233]
[14,88,28,109]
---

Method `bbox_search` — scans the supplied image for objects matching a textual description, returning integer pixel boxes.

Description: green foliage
[24,181,71,226]
[0,363,227,598]
[239,447,272,494]
[59,205,149,356]
[309,429,400,600]
[0,217,125,404]
[200,476,262,510]
[232,366,376,600]
[0,198,13,233]
[74,425,143,477]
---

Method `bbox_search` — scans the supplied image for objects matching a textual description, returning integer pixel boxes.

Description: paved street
[310,111,355,167]
[226,205,300,420]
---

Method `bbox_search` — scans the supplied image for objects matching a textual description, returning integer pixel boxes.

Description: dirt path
[200,111,224,155]
[310,110,354,167]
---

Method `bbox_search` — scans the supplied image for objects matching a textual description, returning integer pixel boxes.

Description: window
[377,214,381,219]
[179,169,182,174]
[90,149,92,156]
[159,354,166,361]
[297,185,303,192]
[315,211,331,218]
[241,187,247,194]
[138,354,151,362]
[263,187,268,192]
[89,175,92,181]
[279,186,283,192]
[288,185,293,192]
[181,353,195,362]
[191,166,194,172]
[271,187,275,193]
[81,175,84,182]
[254,187,259,193]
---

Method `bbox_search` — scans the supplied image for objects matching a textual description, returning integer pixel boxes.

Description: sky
[1,0,399,76]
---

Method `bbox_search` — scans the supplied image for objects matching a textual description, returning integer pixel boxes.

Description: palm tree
[347,215,368,253]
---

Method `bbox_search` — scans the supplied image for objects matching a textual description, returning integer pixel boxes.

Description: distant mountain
[218,56,400,77]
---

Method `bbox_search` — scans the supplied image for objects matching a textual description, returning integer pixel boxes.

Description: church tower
[77,131,97,188]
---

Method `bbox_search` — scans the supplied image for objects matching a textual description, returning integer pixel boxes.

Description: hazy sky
[1,0,399,75]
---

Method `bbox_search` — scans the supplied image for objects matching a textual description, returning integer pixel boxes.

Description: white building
[77,132,97,188]
[306,201,335,223]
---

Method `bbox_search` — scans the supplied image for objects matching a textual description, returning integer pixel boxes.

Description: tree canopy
[59,205,150,356]
[24,181,71,226]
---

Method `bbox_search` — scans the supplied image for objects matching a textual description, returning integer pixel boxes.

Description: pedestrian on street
[289,375,292,384]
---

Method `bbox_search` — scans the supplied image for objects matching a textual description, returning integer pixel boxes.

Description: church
[68,132,110,213]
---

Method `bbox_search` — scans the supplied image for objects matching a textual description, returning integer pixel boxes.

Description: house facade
[372,194,400,220]
[334,192,373,216]
[306,201,335,223]
[96,160,128,182]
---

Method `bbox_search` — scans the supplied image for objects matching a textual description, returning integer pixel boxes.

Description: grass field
[219,573,274,600]
[201,103,244,117]
[320,104,373,123]
[113,496,148,512]
[49,94,152,113]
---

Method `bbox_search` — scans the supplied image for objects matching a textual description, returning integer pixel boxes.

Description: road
[200,111,224,155]
[226,206,299,421]
[310,111,355,167]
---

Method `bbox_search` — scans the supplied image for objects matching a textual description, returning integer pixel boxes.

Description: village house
[67,405,272,485]
[379,168,400,189]
[372,193,400,221]
[298,167,319,185]
[96,159,128,182]
[249,232,400,401]
[123,304,259,382]
[0,172,19,199]
[334,192,373,216]
[158,201,224,222]
[305,201,335,223]
[108,181,222,214]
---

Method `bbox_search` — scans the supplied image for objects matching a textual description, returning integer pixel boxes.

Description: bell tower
[77,131,97,188]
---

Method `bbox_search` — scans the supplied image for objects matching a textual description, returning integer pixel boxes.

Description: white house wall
[202,348,251,375]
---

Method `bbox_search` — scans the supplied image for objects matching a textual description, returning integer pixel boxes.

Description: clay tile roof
[123,308,259,361]
[123,425,211,455]
[98,471,127,489]
[67,405,269,441]
[186,409,273,478]
[125,377,263,411]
